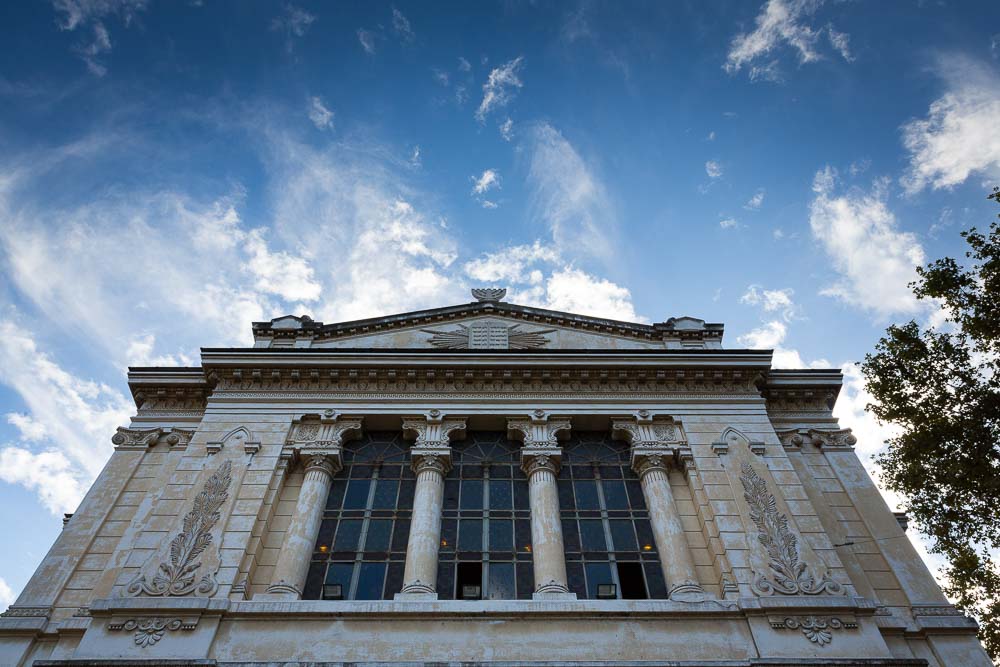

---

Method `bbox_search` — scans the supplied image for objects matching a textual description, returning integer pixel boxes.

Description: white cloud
[6,413,46,441]
[707,131,716,141]
[499,117,514,142]
[475,56,524,122]
[471,169,500,195]
[900,55,1000,193]
[480,200,498,209]
[744,189,765,209]
[517,267,646,323]
[432,68,449,86]
[809,168,926,317]
[719,217,739,229]
[526,123,616,260]
[357,29,376,55]
[0,576,13,610]
[463,240,560,284]
[738,320,787,349]
[409,145,421,167]
[391,7,414,42]
[243,229,322,301]
[740,285,797,320]
[725,0,851,80]
[270,4,316,51]
[772,228,786,240]
[52,0,147,31]
[307,96,334,130]
[0,320,133,514]
[458,56,471,72]
[705,160,723,179]
[76,22,112,76]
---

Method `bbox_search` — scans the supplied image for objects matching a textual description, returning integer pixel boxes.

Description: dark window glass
[443,479,460,510]
[390,519,410,551]
[579,519,607,551]
[602,479,629,510]
[460,480,484,510]
[303,561,325,599]
[487,562,515,600]
[566,561,586,598]
[355,562,386,600]
[617,562,647,600]
[437,561,455,600]
[489,519,513,552]
[557,479,575,510]
[610,520,637,552]
[513,480,530,510]
[324,562,353,590]
[574,480,599,510]
[372,480,398,509]
[458,518,483,551]
[364,519,392,551]
[326,480,347,510]
[561,519,581,552]
[397,480,415,510]
[515,519,532,554]
[316,519,337,550]
[440,518,456,551]
[635,518,655,551]
[489,479,512,509]
[385,562,405,600]
[342,480,371,509]
[333,519,363,551]
[516,561,534,599]
[585,562,614,599]
[643,561,669,599]
[625,480,645,510]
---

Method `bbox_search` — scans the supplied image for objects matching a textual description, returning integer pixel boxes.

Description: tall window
[303,432,415,600]
[438,432,534,600]
[559,432,668,599]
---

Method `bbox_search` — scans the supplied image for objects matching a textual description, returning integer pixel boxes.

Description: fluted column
[522,454,573,597]
[509,411,575,599]
[266,453,340,598]
[634,453,705,601]
[396,411,464,599]
[398,454,450,597]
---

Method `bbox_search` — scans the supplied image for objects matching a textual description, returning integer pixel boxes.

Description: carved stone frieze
[127,460,233,597]
[107,617,197,647]
[422,321,555,350]
[739,462,843,596]
[770,615,856,646]
[111,427,195,451]
[0,606,50,618]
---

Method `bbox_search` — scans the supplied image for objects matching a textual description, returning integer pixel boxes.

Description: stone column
[634,453,705,601]
[509,411,575,599]
[614,413,706,601]
[396,411,465,599]
[265,453,340,598]
[264,414,361,599]
[398,454,450,597]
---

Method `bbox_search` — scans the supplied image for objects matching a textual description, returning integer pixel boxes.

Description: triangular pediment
[252,298,724,350]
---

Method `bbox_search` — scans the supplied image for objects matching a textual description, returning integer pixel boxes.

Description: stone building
[0,289,990,666]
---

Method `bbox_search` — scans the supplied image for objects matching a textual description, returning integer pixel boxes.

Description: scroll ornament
[772,616,854,646]
[127,461,233,597]
[740,462,843,596]
[108,618,195,647]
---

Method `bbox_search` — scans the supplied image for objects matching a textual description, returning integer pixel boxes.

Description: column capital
[411,452,452,476]
[507,411,571,447]
[302,452,341,478]
[521,452,560,478]
[402,413,464,472]
[612,414,683,447]
[287,414,362,472]
[632,452,671,479]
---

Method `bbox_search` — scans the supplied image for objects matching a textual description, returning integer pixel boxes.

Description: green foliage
[861,187,1000,659]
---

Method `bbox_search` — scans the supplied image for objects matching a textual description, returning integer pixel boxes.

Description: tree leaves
[861,187,1000,659]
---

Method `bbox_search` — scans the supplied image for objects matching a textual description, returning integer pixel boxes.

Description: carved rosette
[739,462,843,596]
[108,618,196,647]
[127,460,233,597]
[771,616,856,646]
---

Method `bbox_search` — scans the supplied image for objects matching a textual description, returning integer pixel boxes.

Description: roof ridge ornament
[471,287,506,302]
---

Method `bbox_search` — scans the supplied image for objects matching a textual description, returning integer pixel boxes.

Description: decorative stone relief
[770,616,855,646]
[612,414,683,446]
[127,460,233,597]
[739,462,843,596]
[402,410,466,447]
[111,427,194,450]
[471,287,506,302]
[508,411,571,448]
[107,618,197,647]
[423,322,554,350]
[808,428,858,450]
[0,606,50,618]
[207,427,258,455]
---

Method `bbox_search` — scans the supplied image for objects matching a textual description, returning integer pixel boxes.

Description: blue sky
[0,0,998,606]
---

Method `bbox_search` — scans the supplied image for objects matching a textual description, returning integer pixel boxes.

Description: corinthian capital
[289,413,362,473]
[521,453,560,478]
[402,411,465,471]
[507,410,571,448]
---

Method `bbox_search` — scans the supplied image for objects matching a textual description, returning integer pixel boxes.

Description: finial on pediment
[471,287,507,302]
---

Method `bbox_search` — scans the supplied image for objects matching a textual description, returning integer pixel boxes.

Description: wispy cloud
[475,56,524,122]
[307,96,334,130]
[900,55,1000,193]
[809,167,925,317]
[357,28,376,55]
[499,117,514,142]
[719,217,739,229]
[471,169,500,195]
[740,284,797,320]
[52,0,147,75]
[744,189,765,209]
[391,7,414,42]
[705,160,723,179]
[458,56,472,72]
[724,0,851,82]
[270,4,316,52]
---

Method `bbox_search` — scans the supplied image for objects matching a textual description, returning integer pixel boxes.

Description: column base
[257,580,302,600]
[533,580,576,600]
[668,581,706,602]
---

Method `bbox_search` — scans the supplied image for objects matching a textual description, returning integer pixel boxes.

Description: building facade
[0,289,990,666]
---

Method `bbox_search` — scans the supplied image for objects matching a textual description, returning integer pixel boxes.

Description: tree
[862,187,1000,660]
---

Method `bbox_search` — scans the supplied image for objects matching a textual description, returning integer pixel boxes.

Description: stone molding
[111,427,195,451]
[769,615,857,646]
[126,461,233,598]
[107,617,198,647]
[206,426,259,456]
[776,428,857,452]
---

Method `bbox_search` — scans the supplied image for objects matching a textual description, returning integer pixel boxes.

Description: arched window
[559,432,668,599]
[438,432,534,600]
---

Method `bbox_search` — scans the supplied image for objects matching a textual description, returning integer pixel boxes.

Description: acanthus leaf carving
[739,462,843,596]
[771,616,856,646]
[108,617,197,647]
[127,460,233,597]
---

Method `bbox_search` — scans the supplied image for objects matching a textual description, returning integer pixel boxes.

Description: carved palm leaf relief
[128,460,233,597]
[739,462,843,596]
[422,322,554,349]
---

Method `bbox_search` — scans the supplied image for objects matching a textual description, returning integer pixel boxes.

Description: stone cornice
[250,301,725,346]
